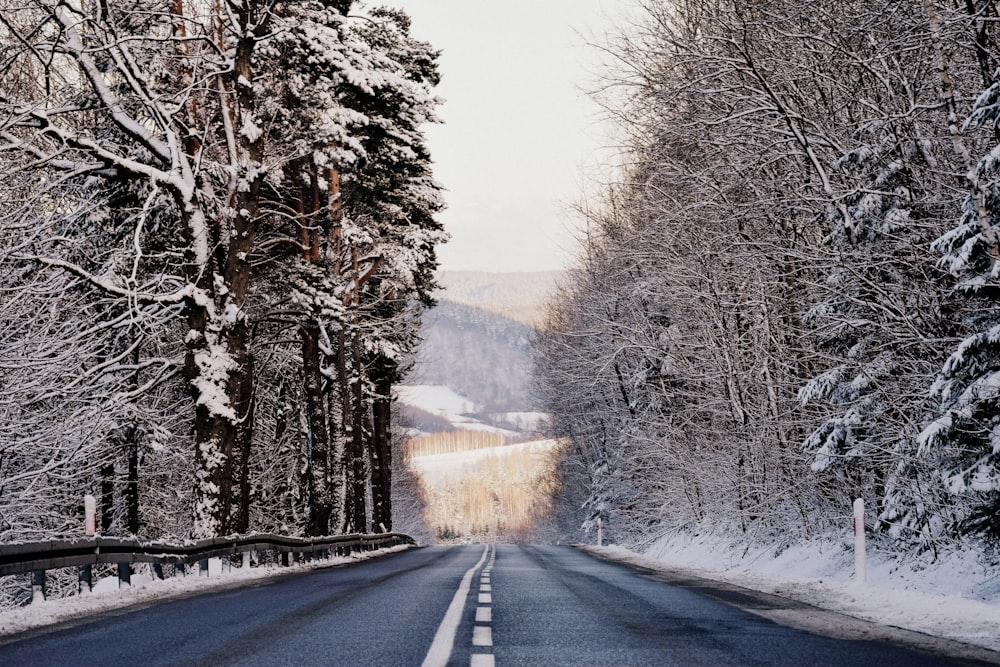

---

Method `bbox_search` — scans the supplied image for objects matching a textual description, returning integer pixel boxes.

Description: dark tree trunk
[100,463,114,533]
[233,350,255,534]
[336,325,364,532]
[126,424,139,535]
[349,326,368,533]
[185,15,266,538]
[370,374,393,532]
[302,323,333,535]
[125,346,141,535]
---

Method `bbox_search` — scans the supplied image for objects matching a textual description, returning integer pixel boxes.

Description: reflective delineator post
[853,498,867,585]
[80,494,97,594]
[596,517,603,547]
[84,494,97,536]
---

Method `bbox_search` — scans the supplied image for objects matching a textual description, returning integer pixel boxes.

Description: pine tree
[921,72,1000,539]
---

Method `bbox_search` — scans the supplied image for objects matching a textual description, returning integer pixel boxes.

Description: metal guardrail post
[118,563,131,588]
[79,564,93,594]
[31,570,46,604]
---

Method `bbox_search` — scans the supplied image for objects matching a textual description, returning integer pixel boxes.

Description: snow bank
[589,532,1000,653]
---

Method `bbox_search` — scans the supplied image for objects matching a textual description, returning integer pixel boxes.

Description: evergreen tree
[922,71,1000,539]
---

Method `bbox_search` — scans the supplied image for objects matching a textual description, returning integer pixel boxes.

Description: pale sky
[400,0,629,273]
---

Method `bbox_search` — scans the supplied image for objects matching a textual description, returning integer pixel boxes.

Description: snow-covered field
[588,532,1000,653]
[493,411,546,432]
[396,384,478,415]
[408,438,559,489]
[0,545,412,639]
[395,384,517,436]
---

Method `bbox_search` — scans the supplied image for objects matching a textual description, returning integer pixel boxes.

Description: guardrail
[0,532,415,602]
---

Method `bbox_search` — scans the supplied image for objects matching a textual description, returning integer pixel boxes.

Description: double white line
[422,544,495,667]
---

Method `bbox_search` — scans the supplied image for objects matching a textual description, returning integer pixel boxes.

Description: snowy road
[0,544,997,666]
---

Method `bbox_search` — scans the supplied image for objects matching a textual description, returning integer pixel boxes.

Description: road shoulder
[577,544,1000,666]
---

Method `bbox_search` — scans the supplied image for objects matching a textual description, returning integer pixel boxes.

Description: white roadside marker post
[84,494,97,536]
[596,517,603,547]
[853,498,867,585]
[80,494,97,594]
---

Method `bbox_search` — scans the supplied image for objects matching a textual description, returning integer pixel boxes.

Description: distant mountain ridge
[436,270,563,327]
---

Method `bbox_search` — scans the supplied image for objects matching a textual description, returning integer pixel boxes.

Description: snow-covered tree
[0,0,445,544]
[921,60,1000,540]
[253,2,444,534]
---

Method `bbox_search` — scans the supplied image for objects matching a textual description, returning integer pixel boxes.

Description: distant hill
[407,299,535,413]
[437,270,563,327]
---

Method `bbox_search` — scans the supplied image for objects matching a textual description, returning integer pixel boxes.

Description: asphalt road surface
[1,544,997,666]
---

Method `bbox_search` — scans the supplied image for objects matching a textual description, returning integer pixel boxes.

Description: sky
[400,0,630,273]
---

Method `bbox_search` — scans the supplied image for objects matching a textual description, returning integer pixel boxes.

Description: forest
[0,0,444,551]
[535,0,1000,554]
[412,298,535,415]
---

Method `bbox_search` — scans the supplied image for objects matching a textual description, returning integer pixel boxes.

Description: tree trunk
[186,15,264,539]
[370,367,393,532]
[100,463,114,533]
[302,323,333,535]
[349,326,368,533]
[335,324,362,532]
[233,350,255,535]
[126,423,139,535]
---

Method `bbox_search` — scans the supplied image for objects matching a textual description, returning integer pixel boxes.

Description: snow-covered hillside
[408,299,536,414]
[437,270,562,327]
[395,384,517,436]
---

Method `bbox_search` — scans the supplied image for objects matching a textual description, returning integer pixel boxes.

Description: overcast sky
[401,0,629,273]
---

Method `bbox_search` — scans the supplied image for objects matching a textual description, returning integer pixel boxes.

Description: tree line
[0,1,443,543]
[535,0,1000,551]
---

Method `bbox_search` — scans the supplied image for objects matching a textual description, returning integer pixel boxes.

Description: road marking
[421,545,490,667]
[472,626,493,646]
[471,546,495,667]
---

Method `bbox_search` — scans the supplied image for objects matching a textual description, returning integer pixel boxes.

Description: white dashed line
[472,626,493,646]
[471,546,496,666]
[421,545,489,667]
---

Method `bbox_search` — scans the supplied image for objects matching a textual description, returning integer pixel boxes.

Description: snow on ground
[408,438,560,489]
[395,384,517,436]
[0,545,412,639]
[395,384,480,416]
[587,532,1000,653]
[494,412,547,432]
